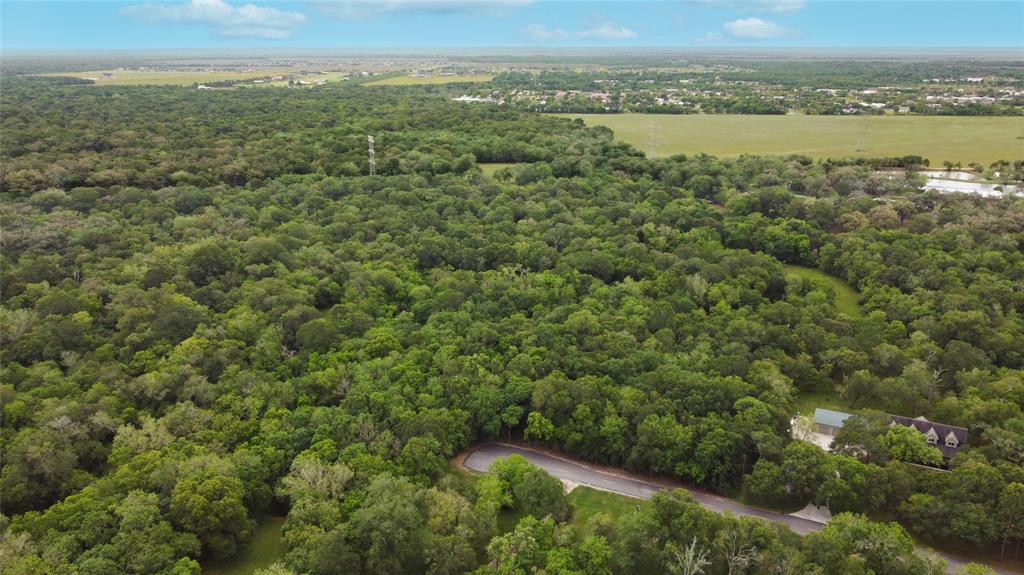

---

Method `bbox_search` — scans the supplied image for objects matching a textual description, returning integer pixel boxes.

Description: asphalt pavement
[463,442,1022,575]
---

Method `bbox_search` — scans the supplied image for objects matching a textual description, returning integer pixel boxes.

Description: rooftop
[814,408,853,429]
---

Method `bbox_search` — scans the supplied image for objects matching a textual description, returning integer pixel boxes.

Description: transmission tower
[367,135,376,176]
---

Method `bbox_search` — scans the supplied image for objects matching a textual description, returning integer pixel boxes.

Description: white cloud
[122,0,307,39]
[697,0,806,14]
[723,17,792,38]
[313,0,534,20]
[526,22,637,41]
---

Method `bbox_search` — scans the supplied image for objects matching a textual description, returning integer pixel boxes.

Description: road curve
[463,442,1022,575]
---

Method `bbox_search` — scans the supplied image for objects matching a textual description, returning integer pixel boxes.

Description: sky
[1,0,1022,50]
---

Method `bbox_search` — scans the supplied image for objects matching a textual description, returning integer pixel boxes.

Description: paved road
[464,443,1022,575]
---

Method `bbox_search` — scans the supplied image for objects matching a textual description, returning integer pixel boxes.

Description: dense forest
[1,78,1023,575]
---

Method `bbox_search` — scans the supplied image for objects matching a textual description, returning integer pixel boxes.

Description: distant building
[453,95,497,103]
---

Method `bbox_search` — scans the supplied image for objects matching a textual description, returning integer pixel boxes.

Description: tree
[685,427,742,489]
[170,473,253,559]
[781,441,828,500]
[524,411,555,443]
[398,436,447,484]
[831,411,891,463]
[998,482,1024,560]
[483,516,555,574]
[513,468,569,522]
[423,489,483,575]
[277,458,353,501]
[186,242,237,287]
[348,474,425,573]
[805,513,944,575]
[745,460,786,503]
[715,523,759,575]
[295,319,337,354]
[81,490,201,575]
[667,537,711,575]
[878,425,943,467]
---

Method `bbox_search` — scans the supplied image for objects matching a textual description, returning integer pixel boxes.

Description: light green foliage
[171,474,254,559]
[879,426,943,467]
[477,455,570,522]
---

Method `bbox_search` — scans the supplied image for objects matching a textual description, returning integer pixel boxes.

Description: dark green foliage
[1,76,1021,574]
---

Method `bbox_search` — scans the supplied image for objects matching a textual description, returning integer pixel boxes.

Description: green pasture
[556,113,1024,166]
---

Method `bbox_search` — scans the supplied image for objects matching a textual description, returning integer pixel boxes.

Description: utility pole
[367,135,376,176]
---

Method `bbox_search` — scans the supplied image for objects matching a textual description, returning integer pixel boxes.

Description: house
[810,408,967,460]
[813,408,853,436]
[888,415,967,459]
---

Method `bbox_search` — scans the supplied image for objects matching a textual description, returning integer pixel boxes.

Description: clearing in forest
[783,264,863,319]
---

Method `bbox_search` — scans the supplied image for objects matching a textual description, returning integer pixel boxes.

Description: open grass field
[479,163,517,176]
[202,516,287,575]
[364,74,493,86]
[39,69,304,86]
[783,264,863,319]
[567,486,645,525]
[555,113,1024,166]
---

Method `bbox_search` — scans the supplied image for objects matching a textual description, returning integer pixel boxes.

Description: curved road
[463,443,1021,575]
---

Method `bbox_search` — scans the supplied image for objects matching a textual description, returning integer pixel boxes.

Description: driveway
[463,442,1021,575]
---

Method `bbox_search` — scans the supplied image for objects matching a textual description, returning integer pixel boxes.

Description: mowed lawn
[555,113,1024,166]
[567,487,645,525]
[364,74,493,86]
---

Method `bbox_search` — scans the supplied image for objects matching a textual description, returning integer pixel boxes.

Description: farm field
[364,74,493,86]
[39,69,306,86]
[555,113,1024,166]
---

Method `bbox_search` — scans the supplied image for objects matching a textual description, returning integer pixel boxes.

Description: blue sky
[1,0,1022,50]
